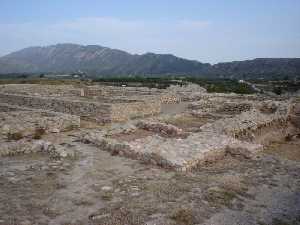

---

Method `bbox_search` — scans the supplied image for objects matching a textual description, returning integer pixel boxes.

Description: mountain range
[0,43,299,79]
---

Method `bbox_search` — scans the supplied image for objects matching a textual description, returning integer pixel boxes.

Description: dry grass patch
[264,139,300,161]
[63,124,80,132]
[271,218,300,225]
[204,174,250,207]
[33,127,46,139]
[148,182,190,202]
[7,131,23,141]
[101,192,113,201]
[204,186,237,206]
[89,207,144,225]
[170,208,196,225]
[80,119,104,129]
[218,174,248,194]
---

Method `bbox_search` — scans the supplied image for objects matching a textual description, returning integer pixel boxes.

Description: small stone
[89,213,110,220]
[51,128,60,133]
[60,151,68,158]
[101,186,113,192]
[1,124,10,134]
[20,220,31,225]
[131,192,140,197]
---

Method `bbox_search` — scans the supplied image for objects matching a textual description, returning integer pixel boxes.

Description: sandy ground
[0,133,299,225]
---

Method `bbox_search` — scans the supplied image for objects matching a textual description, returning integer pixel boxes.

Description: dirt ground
[0,133,299,225]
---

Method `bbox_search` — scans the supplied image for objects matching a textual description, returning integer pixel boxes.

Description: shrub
[170,208,195,225]
[273,86,282,95]
[7,132,23,141]
[64,124,79,132]
[33,127,46,139]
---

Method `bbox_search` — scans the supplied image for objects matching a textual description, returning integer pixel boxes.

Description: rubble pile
[0,139,72,158]
[0,110,80,137]
[164,83,207,102]
[136,121,184,137]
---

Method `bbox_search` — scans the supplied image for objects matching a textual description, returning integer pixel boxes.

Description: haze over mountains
[0,43,299,79]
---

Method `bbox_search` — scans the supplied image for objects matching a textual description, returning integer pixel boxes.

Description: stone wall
[163,83,207,102]
[0,139,74,158]
[0,110,80,137]
[82,87,107,97]
[82,129,262,171]
[102,86,162,97]
[200,101,293,145]
[0,84,81,97]
[111,99,161,121]
[215,102,253,114]
[160,94,181,104]
[0,103,29,112]
[0,93,112,122]
[0,93,161,123]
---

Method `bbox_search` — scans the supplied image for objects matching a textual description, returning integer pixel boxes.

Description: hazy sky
[0,0,299,63]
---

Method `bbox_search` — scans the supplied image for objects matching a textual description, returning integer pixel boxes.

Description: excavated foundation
[1,84,299,172]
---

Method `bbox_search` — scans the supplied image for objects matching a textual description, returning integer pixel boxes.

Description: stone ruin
[80,87,300,171]
[0,84,162,159]
[0,83,299,171]
[0,84,161,123]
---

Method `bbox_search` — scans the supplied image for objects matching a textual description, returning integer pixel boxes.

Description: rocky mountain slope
[0,44,210,76]
[0,43,299,79]
[212,58,300,79]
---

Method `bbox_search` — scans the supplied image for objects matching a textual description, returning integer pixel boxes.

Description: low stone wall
[189,98,253,115]
[0,93,112,122]
[0,93,161,123]
[0,103,30,112]
[100,86,163,97]
[111,100,161,121]
[0,139,74,158]
[0,84,81,97]
[163,83,207,102]
[82,130,262,171]
[0,110,80,137]
[200,101,294,145]
[82,87,107,97]
[216,102,253,114]
[160,94,181,104]
[136,121,184,137]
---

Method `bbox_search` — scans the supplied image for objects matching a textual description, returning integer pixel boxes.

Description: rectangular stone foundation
[0,93,161,123]
[83,131,262,171]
